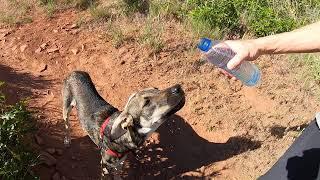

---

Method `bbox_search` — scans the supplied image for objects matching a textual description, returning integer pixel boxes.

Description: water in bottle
[198,38,261,86]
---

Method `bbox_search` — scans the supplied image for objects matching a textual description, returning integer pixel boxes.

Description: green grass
[105,21,126,48]
[0,83,38,180]
[121,0,149,15]
[149,0,186,20]
[41,0,56,18]
[139,19,164,54]
[89,5,111,22]
[129,0,320,38]
[292,53,320,82]
[39,0,95,18]
[0,0,34,25]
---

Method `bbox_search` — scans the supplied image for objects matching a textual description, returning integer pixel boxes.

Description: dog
[62,71,185,178]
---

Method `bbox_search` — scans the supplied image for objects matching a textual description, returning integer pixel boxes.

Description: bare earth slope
[0,10,319,179]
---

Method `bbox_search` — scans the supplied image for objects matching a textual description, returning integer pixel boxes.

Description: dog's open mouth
[166,96,185,117]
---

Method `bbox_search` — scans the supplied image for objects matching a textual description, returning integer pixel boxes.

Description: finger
[218,68,234,79]
[227,54,244,70]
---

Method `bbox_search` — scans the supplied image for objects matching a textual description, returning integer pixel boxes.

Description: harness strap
[100,117,124,158]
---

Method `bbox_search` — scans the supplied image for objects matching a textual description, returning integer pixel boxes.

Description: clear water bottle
[198,38,261,86]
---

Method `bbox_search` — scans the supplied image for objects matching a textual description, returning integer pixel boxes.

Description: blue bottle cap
[198,38,212,52]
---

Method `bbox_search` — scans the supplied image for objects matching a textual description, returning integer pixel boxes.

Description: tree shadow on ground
[0,64,52,104]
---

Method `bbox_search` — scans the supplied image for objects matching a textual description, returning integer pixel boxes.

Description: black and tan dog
[62,71,185,177]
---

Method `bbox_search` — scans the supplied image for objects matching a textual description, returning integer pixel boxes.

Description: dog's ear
[110,112,133,140]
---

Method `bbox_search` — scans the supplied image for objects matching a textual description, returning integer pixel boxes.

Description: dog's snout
[171,85,182,95]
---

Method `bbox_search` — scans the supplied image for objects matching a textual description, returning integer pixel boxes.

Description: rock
[81,44,85,51]
[70,48,79,55]
[46,148,56,154]
[40,151,57,166]
[38,63,48,73]
[120,60,125,65]
[52,171,60,180]
[47,47,59,53]
[70,29,80,35]
[53,29,58,33]
[40,43,48,49]
[0,31,11,39]
[20,44,28,52]
[35,47,42,54]
[11,45,18,51]
[70,24,78,29]
[34,134,44,145]
[56,148,63,155]
[61,176,68,180]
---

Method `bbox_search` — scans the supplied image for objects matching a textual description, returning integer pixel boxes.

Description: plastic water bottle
[198,38,261,86]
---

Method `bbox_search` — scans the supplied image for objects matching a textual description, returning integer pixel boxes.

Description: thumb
[227,54,244,70]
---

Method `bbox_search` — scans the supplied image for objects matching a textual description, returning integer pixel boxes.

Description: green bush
[243,1,296,36]
[187,0,300,38]
[89,5,110,22]
[188,0,240,37]
[149,0,187,20]
[0,84,38,180]
[121,0,149,15]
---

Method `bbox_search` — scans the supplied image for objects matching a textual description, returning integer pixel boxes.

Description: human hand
[217,40,261,78]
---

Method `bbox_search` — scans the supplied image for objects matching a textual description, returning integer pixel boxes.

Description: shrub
[0,83,38,179]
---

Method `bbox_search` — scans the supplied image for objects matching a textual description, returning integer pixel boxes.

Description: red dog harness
[99,117,123,158]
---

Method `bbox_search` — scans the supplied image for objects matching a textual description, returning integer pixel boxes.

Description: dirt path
[0,10,319,179]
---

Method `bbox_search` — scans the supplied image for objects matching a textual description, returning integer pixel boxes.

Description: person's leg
[259,120,320,180]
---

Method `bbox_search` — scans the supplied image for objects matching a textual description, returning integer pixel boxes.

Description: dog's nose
[171,85,181,95]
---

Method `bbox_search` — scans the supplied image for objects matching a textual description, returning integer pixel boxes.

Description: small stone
[70,29,80,35]
[40,151,57,166]
[35,47,42,54]
[0,31,11,39]
[20,44,28,52]
[40,43,48,49]
[38,63,48,73]
[11,45,18,51]
[56,148,63,155]
[46,148,56,154]
[52,171,60,180]
[34,134,44,145]
[70,24,78,29]
[81,44,85,51]
[70,48,79,55]
[120,60,125,65]
[47,47,59,53]
[53,29,58,33]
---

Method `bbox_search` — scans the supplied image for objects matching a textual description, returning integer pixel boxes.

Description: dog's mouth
[166,96,185,117]
[164,84,185,117]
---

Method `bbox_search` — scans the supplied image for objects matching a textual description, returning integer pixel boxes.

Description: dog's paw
[64,136,71,147]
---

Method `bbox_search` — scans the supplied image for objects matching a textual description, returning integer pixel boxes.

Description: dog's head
[110,84,185,141]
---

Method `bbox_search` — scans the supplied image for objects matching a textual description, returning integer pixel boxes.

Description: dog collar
[100,116,124,158]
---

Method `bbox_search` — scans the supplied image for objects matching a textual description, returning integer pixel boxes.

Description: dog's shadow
[124,115,261,179]
[43,115,260,180]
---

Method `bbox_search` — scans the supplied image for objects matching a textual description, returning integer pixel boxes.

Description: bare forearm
[252,21,320,55]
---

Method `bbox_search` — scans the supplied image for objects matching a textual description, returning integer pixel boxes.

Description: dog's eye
[143,98,151,107]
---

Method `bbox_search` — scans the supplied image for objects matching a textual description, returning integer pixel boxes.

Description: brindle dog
[62,71,185,178]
